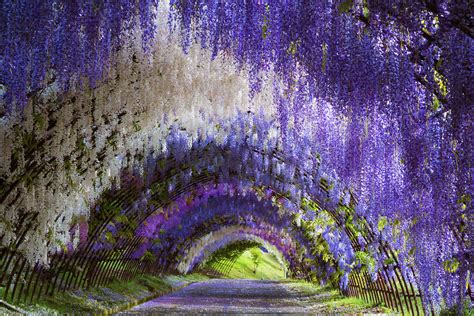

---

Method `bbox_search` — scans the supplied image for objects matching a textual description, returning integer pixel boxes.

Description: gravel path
[118,279,385,315]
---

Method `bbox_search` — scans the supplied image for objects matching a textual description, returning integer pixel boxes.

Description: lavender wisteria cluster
[0,0,158,109]
[0,0,471,313]
[169,0,472,310]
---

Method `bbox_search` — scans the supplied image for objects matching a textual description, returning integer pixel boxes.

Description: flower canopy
[0,0,472,313]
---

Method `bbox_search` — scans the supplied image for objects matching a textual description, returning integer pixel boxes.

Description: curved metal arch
[151,208,314,278]
[165,218,312,277]
[1,140,425,314]
[125,183,341,281]
[177,227,291,275]
[42,139,326,292]
[1,138,322,277]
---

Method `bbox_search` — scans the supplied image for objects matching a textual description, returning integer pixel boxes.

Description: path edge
[98,281,196,316]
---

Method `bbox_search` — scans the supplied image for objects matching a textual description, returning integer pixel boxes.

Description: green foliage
[287,40,301,56]
[377,216,388,232]
[141,250,155,262]
[21,131,37,149]
[249,247,261,273]
[458,194,471,210]
[439,299,474,316]
[338,0,353,14]
[313,235,333,264]
[354,251,375,272]
[432,95,441,112]
[205,240,260,266]
[344,214,358,236]
[105,231,116,244]
[106,133,118,150]
[33,112,45,129]
[211,246,286,280]
[261,5,270,40]
[114,214,129,225]
[132,120,141,132]
[46,227,54,241]
[55,238,69,254]
[383,256,396,265]
[434,69,448,97]
[442,258,460,273]
[362,6,370,19]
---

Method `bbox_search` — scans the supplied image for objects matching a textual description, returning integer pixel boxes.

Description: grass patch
[16,273,208,315]
[216,246,286,280]
[164,273,210,286]
[286,281,393,314]
[440,300,473,316]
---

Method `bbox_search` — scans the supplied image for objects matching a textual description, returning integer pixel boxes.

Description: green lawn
[224,247,286,279]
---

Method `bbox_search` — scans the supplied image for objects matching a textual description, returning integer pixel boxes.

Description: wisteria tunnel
[0,1,472,315]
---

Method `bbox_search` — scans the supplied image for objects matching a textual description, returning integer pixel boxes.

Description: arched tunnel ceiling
[177,226,290,274]
[83,145,345,280]
[0,0,472,314]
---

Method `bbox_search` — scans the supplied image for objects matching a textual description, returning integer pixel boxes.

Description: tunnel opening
[196,239,287,280]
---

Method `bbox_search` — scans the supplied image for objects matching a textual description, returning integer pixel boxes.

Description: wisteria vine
[0,0,472,313]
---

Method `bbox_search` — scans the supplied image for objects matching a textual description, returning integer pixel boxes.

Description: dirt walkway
[118,279,388,314]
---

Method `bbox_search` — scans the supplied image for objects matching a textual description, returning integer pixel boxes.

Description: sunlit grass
[225,247,286,280]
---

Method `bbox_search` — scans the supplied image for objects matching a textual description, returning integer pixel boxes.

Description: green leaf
[105,231,115,244]
[141,250,155,262]
[115,214,129,224]
[33,113,45,129]
[133,121,142,132]
[355,251,375,271]
[432,95,440,112]
[55,239,68,253]
[384,257,396,265]
[362,6,370,18]
[377,216,388,232]
[338,0,353,14]
[443,258,460,273]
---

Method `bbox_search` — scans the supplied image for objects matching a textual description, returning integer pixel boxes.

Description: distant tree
[250,248,261,274]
